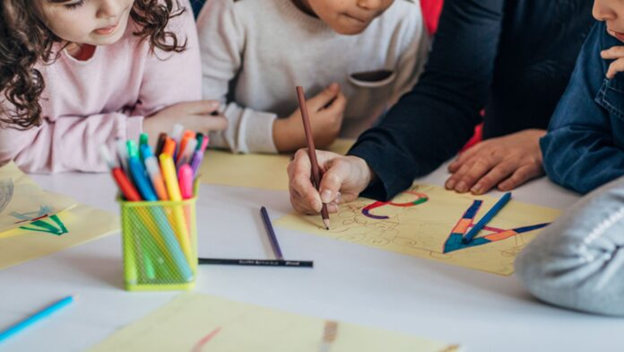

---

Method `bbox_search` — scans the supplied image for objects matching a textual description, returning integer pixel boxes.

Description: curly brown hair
[0,0,187,130]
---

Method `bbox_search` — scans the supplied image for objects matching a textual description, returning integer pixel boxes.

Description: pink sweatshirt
[0,3,201,173]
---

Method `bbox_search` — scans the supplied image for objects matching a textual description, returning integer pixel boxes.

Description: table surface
[1,162,622,352]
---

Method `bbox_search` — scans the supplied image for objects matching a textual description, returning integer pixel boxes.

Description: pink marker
[178,164,194,199]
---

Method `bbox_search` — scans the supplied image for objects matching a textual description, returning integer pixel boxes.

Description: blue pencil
[0,295,75,343]
[462,192,512,244]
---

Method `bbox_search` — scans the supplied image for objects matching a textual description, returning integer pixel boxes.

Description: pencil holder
[119,195,198,291]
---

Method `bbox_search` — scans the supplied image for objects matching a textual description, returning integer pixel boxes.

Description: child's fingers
[185,100,221,115]
[606,58,624,79]
[323,91,347,116]
[307,83,341,112]
[601,46,624,59]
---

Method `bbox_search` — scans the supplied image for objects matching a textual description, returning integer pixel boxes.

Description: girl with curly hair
[0,0,226,172]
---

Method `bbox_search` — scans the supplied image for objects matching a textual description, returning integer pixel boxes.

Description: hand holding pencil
[287,148,374,216]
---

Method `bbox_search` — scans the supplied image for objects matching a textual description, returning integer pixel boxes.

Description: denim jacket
[541,22,624,194]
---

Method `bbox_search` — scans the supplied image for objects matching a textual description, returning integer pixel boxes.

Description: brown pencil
[296,86,330,230]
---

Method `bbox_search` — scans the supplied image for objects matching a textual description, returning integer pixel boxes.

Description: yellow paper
[275,184,561,276]
[90,293,458,352]
[199,139,354,191]
[0,203,119,270]
[0,162,76,234]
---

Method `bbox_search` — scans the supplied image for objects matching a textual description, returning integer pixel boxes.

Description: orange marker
[162,137,176,157]
[177,131,196,163]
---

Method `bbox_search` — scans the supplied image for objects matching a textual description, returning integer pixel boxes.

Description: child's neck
[290,0,318,18]
[65,43,96,61]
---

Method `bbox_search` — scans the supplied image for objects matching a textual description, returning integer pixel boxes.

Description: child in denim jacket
[541,2,624,194]
[518,0,624,316]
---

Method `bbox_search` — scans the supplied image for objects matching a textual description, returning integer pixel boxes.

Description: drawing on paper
[10,208,69,235]
[275,184,561,275]
[0,179,14,214]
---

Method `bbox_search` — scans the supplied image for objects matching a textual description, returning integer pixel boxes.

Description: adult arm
[349,0,505,200]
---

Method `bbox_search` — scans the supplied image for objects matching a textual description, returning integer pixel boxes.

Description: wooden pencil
[295,86,330,230]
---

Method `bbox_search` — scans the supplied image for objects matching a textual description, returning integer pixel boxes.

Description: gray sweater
[516,177,624,316]
[197,0,428,153]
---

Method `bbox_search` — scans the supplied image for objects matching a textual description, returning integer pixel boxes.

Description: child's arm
[516,176,624,316]
[197,0,345,154]
[541,23,624,194]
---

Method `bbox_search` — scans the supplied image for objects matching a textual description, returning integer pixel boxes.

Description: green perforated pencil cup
[119,196,198,291]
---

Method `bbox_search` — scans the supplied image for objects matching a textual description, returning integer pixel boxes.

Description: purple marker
[190,150,203,176]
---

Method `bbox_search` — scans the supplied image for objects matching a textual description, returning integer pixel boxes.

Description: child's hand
[601,46,624,79]
[273,83,347,152]
[144,100,228,144]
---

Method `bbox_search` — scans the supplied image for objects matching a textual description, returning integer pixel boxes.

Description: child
[197,0,428,154]
[516,176,624,316]
[0,0,225,173]
[518,0,624,315]
[541,0,624,194]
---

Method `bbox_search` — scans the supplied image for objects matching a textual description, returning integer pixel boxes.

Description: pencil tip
[323,219,330,230]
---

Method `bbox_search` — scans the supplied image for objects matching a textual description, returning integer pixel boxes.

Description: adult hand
[273,83,347,152]
[287,149,373,214]
[601,46,624,79]
[445,129,546,195]
[144,100,228,144]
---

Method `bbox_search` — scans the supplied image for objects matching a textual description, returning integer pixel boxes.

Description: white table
[1,163,622,351]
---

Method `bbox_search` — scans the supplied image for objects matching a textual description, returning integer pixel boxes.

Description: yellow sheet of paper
[275,184,561,275]
[199,139,354,191]
[0,162,76,234]
[0,203,119,270]
[90,293,458,352]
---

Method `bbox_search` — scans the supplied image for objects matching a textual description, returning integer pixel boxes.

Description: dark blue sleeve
[348,0,505,201]
[541,22,624,194]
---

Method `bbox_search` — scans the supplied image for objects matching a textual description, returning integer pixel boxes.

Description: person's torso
[484,0,595,138]
[230,0,422,138]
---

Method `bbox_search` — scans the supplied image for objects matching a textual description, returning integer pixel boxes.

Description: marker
[176,139,197,168]
[195,133,204,152]
[138,134,152,161]
[178,165,194,200]
[198,258,313,268]
[116,139,130,176]
[162,138,176,157]
[155,133,167,156]
[177,131,196,163]
[462,192,513,244]
[171,124,184,159]
[127,141,157,201]
[139,133,149,148]
[99,145,141,201]
[142,145,168,201]
[189,150,203,176]
[0,296,76,343]
[160,154,193,264]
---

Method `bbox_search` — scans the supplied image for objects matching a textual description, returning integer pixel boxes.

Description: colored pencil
[260,206,284,260]
[198,258,313,268]
[296,86,330,230]
[462,192,512,244]
[0,296,75,343]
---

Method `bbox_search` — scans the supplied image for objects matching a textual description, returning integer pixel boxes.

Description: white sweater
[197,0,428,153]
